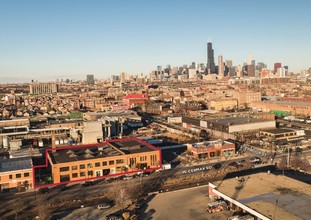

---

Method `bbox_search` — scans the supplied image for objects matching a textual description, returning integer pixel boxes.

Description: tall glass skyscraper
[207,41,215,74]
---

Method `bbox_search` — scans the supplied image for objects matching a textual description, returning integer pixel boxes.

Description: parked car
[206,201,227,213]
[38,187,49,194]
[81,181,93,187]
[123,176,134,180]
[213,163,222,170]
[98,203,112,210]
[294,147,303,153]
[237,159,246,165]
[135,200,144,209]
[250,157,261,164]
[227,162,239,168]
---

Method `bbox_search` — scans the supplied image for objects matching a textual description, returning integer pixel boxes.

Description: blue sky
[0,0,311,82]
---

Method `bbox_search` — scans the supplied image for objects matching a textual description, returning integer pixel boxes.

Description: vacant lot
[140,186,232,220]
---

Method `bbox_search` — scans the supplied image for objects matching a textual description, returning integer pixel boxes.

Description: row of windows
[7,172,30,180]
[60,159,125,172]
[140,156,147,162]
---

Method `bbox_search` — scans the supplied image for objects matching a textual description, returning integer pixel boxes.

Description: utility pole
[140,172,143,196]
[287,143,290,168]
[273,199,278,220]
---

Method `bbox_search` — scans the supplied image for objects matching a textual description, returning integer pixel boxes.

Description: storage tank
[60,138,64,145]
[55,138,60,145]
[3,136,9,149]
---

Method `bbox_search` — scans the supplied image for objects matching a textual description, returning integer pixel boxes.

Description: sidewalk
[177,154,249,168]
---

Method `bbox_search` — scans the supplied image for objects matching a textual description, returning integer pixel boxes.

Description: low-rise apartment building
[208,99,238,111]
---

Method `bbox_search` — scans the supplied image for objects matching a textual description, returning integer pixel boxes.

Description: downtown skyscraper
[206,41,215,74]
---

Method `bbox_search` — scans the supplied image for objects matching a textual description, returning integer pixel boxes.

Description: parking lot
[52,204,115,220]
[140,185,232,220]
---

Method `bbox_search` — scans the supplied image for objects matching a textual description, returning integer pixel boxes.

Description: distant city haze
[0,0,311,83]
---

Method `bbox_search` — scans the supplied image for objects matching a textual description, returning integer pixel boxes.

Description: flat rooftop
[264,101,311,107]
[48,139,158,164]
[109,139,156,154]
[262,128,295,134]
[48,144,123,164]
[207,117,272,126]
[192,140,234,149]
[0,157,32,172]
[214,173,311,219]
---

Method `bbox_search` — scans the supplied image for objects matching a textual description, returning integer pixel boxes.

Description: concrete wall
[82,121,103,144]
[229,121,275,133]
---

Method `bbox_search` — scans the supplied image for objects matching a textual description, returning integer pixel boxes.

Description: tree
[107,181,138,211]
[277,157,287,171]
[291,153,303,170]
[35,194,51,220]
[13,199,24,220]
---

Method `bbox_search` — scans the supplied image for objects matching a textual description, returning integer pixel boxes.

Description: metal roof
[0,157,32,172]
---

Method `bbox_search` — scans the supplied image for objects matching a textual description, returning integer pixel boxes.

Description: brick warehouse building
[252,100,311,116]
[123,94,149,109]
[188,140,235,159]
[0,157,33,192]
[44,138,161,185]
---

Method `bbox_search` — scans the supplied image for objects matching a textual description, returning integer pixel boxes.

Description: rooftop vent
[84,149,94,155]
[66,150,74,154]
[84,153,94,159]
[69,153,78,158]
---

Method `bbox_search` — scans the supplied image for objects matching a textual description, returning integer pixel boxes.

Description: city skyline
[1,0,311,82]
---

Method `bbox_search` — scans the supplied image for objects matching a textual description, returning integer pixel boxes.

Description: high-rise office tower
[207,41,215,74]
[247,55,255,77]
[274,63,282,73]
[225,60,233,68]
[277,67,285,77]
[247,65,255,77]
[164,65,171,74]
[225,60,233,76]
[191,62,196,69]
[284,66,289,76]
[218,55,224,78]
[236,65,242,77]
[120,72,126,83]
[256,62,267,71]
[86,74,95,85]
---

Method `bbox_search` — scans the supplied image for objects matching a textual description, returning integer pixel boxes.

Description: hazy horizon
[1,0,311,82]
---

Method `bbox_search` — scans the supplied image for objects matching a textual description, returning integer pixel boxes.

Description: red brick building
[123,94,149,109]
[188,140,235,159]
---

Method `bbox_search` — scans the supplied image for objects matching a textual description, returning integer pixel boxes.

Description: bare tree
[299,156,311,172]
[277,157,287,170]
[12,199,24,220]
[291,153,303,170]
[107,181,134,211]
[35,195,51,220]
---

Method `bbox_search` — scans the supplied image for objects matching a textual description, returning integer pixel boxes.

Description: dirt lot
[140,185,233,220]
